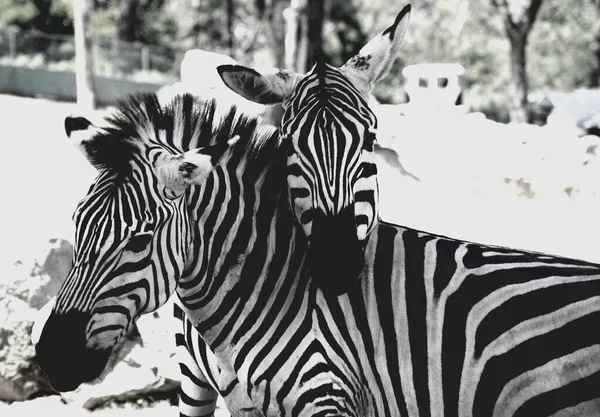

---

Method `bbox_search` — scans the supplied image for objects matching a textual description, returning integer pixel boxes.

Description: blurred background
[2,0,600,416]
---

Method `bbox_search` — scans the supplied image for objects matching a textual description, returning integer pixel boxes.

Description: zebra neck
[176,161,308,349]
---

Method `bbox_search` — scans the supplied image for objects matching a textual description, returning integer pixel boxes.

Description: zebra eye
[126,233,153,253]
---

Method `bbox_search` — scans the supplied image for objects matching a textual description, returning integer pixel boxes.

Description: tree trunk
[73,0,96,110]
[256,0,266,19]
[117,0,138,73]
[591,34,600,87]
[191,0,203,49]
[590,1,600,88]
[32,0,52,32]
[33,0,52,63]
[267,0,287,68]
[491,0,543,123]
[117,0,137,42]
[283,1,299,71]
[262,0,288,127]
[306,0,324,69]
[507,30,529,123]
[284,0,308,72]
[224,0,235,58]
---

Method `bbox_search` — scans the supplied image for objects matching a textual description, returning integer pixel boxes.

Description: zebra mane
[95,92,280,175]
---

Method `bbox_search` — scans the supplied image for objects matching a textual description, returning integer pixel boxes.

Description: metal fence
[0,29,181,82]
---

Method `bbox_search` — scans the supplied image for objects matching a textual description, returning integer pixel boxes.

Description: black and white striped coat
[34,3,600,416]
[35,89,600,415]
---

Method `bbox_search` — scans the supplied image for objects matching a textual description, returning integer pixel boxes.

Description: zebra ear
[217,64,300,105]
[156,136,240,199]
[64,115,103,169]
[341,4,411,92]
[64,115,135,172]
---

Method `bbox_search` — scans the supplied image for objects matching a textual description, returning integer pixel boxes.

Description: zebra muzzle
[307,205,365,296]
[35,311,112,392]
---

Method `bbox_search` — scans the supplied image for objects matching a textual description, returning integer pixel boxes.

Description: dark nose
[35,311,111,392]
[306,205,365,296]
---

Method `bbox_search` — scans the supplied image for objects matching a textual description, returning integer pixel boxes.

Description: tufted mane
[92,92,279,175]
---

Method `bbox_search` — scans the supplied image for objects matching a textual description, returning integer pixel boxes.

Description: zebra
[33,92,273,414]
[174,301,228,416]
[34,3,600,416]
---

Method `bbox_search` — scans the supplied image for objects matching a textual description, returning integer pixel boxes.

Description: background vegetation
[0,0,598,122]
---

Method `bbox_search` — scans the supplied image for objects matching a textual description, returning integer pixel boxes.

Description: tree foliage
[324,0,367,66]
[90,0,177,48]
[488,0,543,123]
[0,0,599,122]
[529,1,598,91]
[0,0,72,34]
[352,0,600,121]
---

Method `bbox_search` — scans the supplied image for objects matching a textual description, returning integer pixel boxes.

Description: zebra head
[35,97,238,392]
[217,4,411,295]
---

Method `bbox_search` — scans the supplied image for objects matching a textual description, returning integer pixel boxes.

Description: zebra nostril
[355,214,369,227]
[300,208,314,226]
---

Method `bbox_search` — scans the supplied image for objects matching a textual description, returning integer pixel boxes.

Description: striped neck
[176,137,309,349]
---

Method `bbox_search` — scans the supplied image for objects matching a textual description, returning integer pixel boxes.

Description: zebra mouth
[35,311,115,392]
[37,343,113,392]
[306,205,365,296]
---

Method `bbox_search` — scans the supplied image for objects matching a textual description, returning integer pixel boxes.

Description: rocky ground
[0,396,232,417]
[0,396,179,417]
[3,92,600,416]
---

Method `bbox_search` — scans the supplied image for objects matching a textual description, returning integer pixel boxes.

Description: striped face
[218,4,411,294]
[58,157,186,327]
[36,158,189,392]
[282,64,379,243]
[36,108,237,392]
[280,64,380,294]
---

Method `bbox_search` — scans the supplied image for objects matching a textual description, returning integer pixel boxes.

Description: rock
[0,239,73,402]
[3,238,73,311]
[0,395,90,417]
[0,396,186,417]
